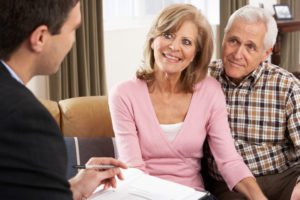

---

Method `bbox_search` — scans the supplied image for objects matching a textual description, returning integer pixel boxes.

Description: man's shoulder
[259,63,300,93]
[263,63,299,83]
[0,77,35,102]
[208,60,223,78]
[0,77,27,107]
[209,59,223,70]
[264,62,289,74]
[0,77,52,123]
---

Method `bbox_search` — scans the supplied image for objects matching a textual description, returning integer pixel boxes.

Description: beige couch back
[40,96,114,137]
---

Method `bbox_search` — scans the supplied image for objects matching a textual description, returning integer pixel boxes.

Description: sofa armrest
[39,98,60,126]
[59,96,114,137]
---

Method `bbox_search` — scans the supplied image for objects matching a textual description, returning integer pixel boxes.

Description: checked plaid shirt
[206,59,300,180]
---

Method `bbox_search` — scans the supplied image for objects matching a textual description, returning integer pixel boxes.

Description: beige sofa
[39,96,114,137]
[40,96,116,178]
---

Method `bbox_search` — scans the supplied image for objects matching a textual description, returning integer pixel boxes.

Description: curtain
[279,0,300,72]
[49,0,106,101]
[219,0,248,56]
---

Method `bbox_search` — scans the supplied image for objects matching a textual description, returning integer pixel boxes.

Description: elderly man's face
[221,20,271,84]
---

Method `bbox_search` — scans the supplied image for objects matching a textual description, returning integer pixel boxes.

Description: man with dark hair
[0,1,126,199]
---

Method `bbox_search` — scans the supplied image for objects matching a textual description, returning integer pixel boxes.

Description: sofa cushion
[59,96,114,137]
[64,137,117,179]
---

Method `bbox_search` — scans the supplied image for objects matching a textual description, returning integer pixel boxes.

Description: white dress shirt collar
[0,60,24,84]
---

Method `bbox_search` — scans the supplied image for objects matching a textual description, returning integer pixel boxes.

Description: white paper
[88,168,206,200]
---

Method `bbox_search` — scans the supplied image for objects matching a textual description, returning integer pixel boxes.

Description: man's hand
[69,157,127,200]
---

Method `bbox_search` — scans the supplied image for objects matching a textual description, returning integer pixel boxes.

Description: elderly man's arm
[234,177,267,200]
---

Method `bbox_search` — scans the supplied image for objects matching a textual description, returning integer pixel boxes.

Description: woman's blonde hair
[136,3,213,92]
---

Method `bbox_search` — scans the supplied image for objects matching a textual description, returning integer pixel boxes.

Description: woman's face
[151,20,198,77]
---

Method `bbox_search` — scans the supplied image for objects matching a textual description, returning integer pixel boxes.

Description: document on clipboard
[88,168,207,200]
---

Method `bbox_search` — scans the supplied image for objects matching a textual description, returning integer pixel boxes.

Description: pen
[72,164,115,170]
[198,191,217,200]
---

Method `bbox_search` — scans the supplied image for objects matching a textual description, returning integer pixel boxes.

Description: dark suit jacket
[0,62,72,199]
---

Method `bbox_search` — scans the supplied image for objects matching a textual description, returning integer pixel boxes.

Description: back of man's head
[0,0,79,61]
[224,5,278,50]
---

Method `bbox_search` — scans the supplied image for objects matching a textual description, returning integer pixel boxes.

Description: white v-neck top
[160,122,183,143]
[109,77,253,191]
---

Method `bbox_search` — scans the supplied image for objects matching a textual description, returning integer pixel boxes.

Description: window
[103,0,220,30]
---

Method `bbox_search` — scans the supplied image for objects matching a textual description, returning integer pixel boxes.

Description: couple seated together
[109,4,300,200]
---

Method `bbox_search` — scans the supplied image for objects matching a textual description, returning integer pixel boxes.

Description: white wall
[26,75,49,99]
[104,26,148,92]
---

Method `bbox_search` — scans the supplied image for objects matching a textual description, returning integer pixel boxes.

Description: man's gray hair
[225,5,278,50]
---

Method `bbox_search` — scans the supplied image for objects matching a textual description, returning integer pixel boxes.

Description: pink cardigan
[109,76,253,191]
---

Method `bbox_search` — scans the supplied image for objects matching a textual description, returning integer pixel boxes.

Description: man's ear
[29,25,49,52]
[262,48,273,61]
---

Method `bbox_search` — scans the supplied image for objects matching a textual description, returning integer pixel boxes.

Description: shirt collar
[220,62,265,88]
[0,60,24,84]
